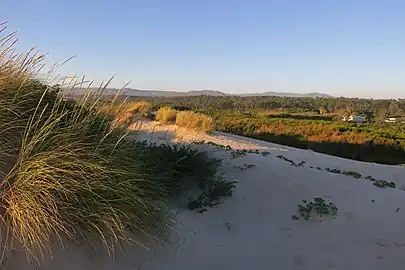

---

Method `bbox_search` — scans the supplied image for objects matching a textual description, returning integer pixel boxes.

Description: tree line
[127,95,405,120]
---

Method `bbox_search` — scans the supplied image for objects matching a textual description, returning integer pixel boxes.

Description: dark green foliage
[128,95,405,120]
[276,155,306,167]
[296,161,306,167]
[248,149,260,154]
[234,164,256,171]
[187,177,237,213]
[193,140,233,150]
[193,140,269,159]
[157,103,191,111]
[231,149,248,158]
[130,141,236,210]
[342,171,362,179]
[261,151,271,156]
[295,197,338,220]
[326,168,362,179]
[373,180,396,188]
[132,141,219,190]
[365,175,377,181]
[326,168,341,173]
[365,175,395,188]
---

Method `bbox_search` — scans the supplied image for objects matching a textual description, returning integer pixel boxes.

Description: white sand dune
[6,121,405,269]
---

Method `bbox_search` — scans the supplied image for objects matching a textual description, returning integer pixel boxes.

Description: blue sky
[3,0,405,98]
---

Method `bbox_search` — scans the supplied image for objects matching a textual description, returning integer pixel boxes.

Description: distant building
[385,116,405,123]
[385,117,397,123]
[343,114,367,123]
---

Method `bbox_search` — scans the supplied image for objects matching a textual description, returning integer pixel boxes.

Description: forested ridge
[127,95,405,120]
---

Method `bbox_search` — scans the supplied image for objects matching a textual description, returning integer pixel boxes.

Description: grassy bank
[120,98,405,164]
[0,26,234,261]
[209,110,405,164]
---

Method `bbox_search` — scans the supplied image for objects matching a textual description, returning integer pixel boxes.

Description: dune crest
[7,120,405,269]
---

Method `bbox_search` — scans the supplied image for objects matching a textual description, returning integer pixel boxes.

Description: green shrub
[342,170,362,179]
[293,197,338,220]
[188,177,236,213]
[231,149,248,158]
[373,180,396,188]
[130,141,236,210]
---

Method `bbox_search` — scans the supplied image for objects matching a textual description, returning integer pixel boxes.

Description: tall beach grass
[156,106,178,124]
[0,24,234,263]
[175,111,214,132]
[154,106,214,132]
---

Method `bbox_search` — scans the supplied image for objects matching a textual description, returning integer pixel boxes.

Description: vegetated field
[125,96,405,165]
[208,110,405,165]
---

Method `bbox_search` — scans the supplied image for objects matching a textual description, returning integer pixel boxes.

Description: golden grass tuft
[0,24,231,264]
[175,111,214,132]
[0,24,173,260]
[111,101,153,128]
[0,90,174,259]
[155,106,178,124]
[127,101,152,117]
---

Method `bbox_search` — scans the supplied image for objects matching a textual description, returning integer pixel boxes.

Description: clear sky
[3,0,405,98]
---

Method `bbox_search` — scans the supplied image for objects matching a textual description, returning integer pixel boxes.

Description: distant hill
[64,88,333,98]
[121,89,227,97]
[238,91,332,98]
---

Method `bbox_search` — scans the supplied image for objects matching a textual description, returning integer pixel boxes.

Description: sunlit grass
[156,106,178,124]
[0,24,173,259]
[175,111,214,132]
[0,23,234,263]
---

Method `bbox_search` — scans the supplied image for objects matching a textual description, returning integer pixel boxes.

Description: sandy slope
[6,120,405,269]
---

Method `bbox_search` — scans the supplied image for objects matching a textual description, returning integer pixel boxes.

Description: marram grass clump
[154,107,215,132]
[175,110,214,132]
[0,25,234,262]
[0,88,174,258]
[156,106,178,123]
[108,100,153,128]
[127,100,153,118]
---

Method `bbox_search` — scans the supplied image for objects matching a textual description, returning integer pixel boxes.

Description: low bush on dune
[292,197,338,220]
[175,111,214,132]
[131,141,236,210]
[0,25,235,261]
[155,106,178,123]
